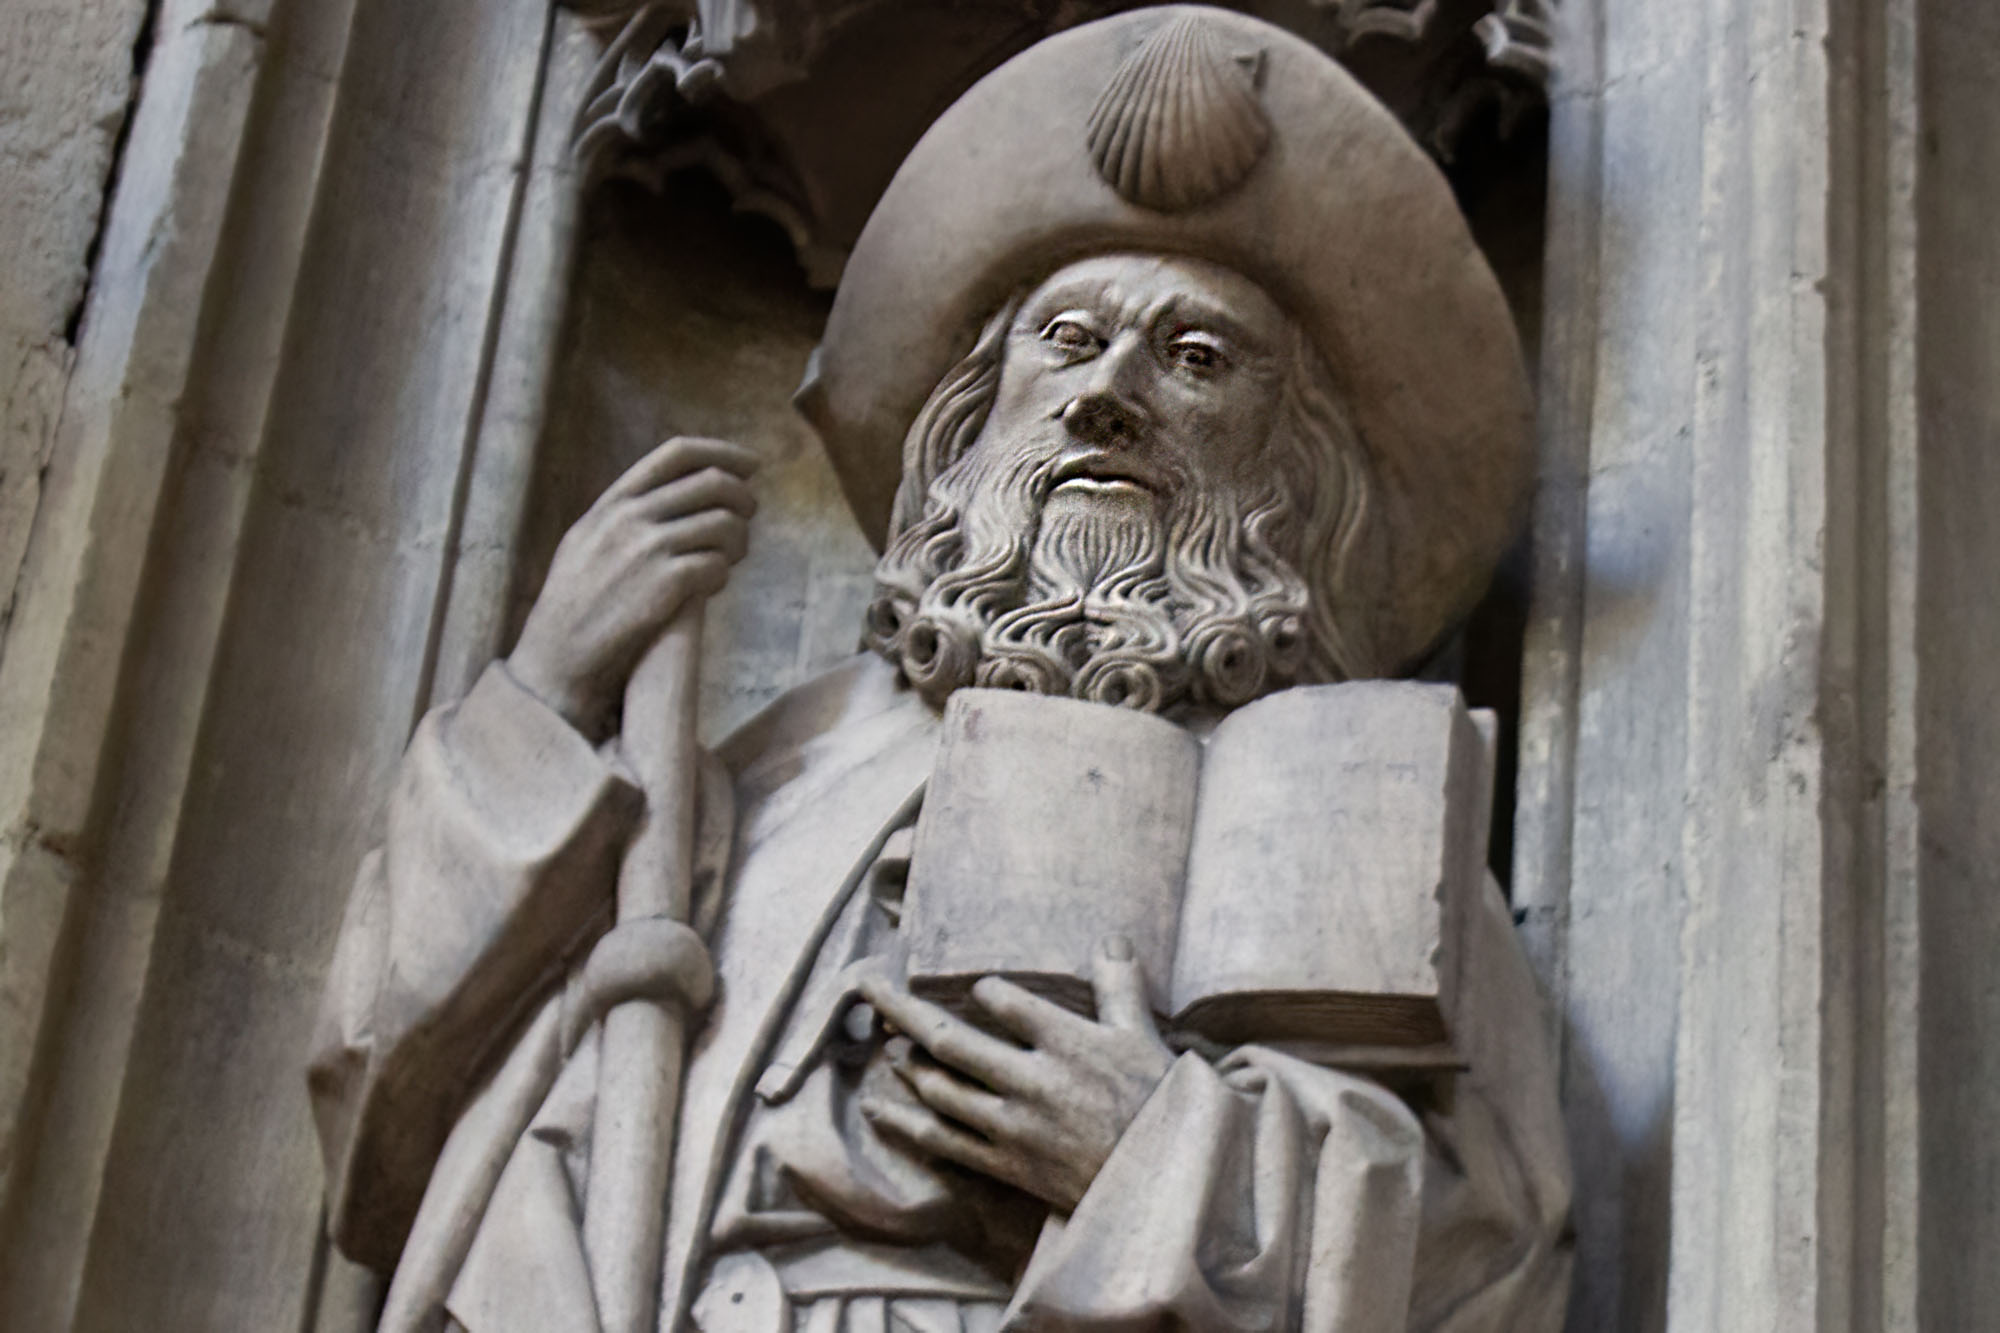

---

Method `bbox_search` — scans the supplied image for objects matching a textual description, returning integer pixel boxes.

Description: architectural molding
[1515,0,1941,1326]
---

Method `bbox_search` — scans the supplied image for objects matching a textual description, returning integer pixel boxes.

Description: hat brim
[798,4,1533,673]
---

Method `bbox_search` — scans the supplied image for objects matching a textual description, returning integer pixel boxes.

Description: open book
[901,684,1495,1055]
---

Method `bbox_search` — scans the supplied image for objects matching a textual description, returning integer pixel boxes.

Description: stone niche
[514,174,874,740]
[378,10,1569,1329]
[1,0,1983,1329]
[537,0,1554,777]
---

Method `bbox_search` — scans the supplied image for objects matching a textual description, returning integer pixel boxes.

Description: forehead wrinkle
[1019,274,1138,325]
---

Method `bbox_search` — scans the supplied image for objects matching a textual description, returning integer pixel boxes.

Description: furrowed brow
[1150,294,1270,353]
[1022,279,1120,322]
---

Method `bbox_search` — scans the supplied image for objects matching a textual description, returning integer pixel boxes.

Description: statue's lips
[1049,451,1169,497]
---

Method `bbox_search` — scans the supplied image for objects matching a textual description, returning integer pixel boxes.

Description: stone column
[0,2,359,1326]
[1515,0,1999,1327]
[0,1,564,1327]
[1908,1,2000,1323]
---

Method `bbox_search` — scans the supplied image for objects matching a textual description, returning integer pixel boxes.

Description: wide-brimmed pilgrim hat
[796,4,1533,675]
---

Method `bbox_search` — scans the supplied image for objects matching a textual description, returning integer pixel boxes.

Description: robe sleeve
[1004,1048,1426,1333]
[308,662,644,1272]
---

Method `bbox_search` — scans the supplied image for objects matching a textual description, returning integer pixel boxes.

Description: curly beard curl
[864,308,1371,715]
[980,499,1186,709]
[867,442,1312,713]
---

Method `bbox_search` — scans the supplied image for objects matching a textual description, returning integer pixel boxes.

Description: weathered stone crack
[60,0,162,347]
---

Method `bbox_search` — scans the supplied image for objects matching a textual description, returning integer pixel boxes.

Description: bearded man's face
[991,253,1288,528]
[868,252,1346,714]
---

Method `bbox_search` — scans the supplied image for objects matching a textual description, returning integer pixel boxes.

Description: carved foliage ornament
[1474,0,1556,84]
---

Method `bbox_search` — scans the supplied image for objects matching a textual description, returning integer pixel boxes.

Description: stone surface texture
[1511,0,1970,1331]
[0,0,1991,1331]
[305,11,1570,1328]
[0,0,152,1213]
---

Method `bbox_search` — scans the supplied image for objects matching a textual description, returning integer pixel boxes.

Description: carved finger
[858,977,1030,1089]
[891,1047,1012,1138]
[649,509,750,563]
[608,437,760,502]
[632,466,758,522]
[859,1097,1015,1183]
[968,976,1091,1051]
[1090,935,1159,1036]
[663,551,732,606]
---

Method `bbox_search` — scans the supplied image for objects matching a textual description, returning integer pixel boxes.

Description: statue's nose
[1059,391,1145,448]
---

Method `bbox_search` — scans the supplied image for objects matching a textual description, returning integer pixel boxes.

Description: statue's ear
[791,344,829,434]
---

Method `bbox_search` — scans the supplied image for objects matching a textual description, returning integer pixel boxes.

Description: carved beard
[865,437,1312,714]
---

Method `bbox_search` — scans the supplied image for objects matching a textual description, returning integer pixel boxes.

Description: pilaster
[1518,0,1929,1327]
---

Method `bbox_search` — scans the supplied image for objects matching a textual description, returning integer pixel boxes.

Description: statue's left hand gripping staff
[508,430,758,1333]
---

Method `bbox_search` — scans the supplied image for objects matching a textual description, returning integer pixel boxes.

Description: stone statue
[307,9,1572,1332]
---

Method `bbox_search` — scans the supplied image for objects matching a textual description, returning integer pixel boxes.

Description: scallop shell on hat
[1085,13,1273,214]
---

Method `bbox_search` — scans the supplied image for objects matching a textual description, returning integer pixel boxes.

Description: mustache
[973,411,1196,502]
[866,433,1311,713]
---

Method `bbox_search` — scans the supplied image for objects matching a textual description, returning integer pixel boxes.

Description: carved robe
[309,653,1571,1332]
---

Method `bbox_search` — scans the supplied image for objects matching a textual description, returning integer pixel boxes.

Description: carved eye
[1042,316,1102,356]
[1167,333,1226,374]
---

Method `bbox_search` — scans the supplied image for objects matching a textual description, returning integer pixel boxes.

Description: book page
[902,689,1198,1016]
[1170,682,1489,1045]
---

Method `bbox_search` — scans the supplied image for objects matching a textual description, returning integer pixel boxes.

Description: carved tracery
[562,0,1557,285]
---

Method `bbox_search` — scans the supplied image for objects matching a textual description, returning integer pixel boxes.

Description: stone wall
[0,0,152,1215]
[516,177,876,744]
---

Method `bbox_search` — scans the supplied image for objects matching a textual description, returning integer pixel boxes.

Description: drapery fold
[309,655,1570,1333]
